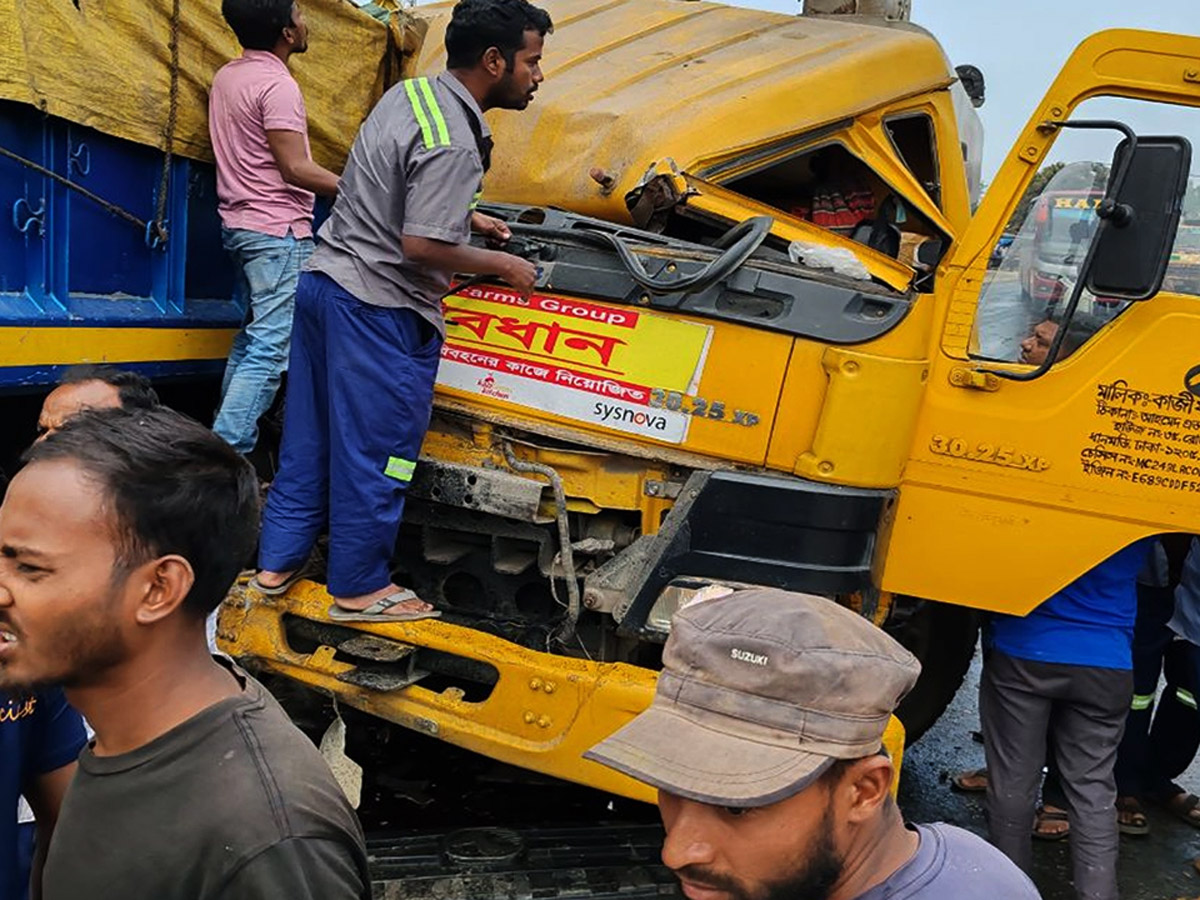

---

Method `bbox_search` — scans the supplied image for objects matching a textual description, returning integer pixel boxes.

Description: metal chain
[0,144,149,231]
[151,0,182,247]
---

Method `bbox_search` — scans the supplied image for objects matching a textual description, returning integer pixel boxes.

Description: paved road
[899,648,1200,900]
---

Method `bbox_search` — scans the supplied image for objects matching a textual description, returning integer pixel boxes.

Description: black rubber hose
[502,215,775,296]
[579,215,773,295]
[448,215,774,299]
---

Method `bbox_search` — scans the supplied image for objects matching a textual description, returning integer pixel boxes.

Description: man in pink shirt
[209,0,339,456]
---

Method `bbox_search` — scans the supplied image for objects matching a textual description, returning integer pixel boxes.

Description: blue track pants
[258,271,442,597]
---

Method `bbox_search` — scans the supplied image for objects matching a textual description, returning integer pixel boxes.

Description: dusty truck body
[221,3,1200,803]
[219,0,993,801]
[6,0,1199,806]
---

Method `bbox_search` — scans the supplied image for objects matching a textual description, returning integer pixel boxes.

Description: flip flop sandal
[248,559,319,596]
[950,768,989,793]
[328,589,442,623]
[1160,791,1200,828]
[1032,806,1071,841]
[1117,796,1150,836]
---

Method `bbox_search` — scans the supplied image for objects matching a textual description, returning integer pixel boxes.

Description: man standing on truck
[209,0,340,456]
[585,589,1041,900]
[253,0,549,621]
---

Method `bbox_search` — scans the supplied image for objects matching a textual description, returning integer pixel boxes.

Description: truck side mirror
[1085,135,1191,300]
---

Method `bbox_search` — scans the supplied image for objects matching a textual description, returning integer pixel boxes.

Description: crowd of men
[1,0,1197,899]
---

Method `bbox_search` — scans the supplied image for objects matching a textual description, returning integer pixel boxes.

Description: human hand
[471,211,512,248]
[499,254,538,297]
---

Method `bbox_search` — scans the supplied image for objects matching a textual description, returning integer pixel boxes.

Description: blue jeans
[259,272,442,597]
[213,227,313,454]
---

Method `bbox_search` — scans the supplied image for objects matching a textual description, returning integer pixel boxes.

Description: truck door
[880,29,1200,615]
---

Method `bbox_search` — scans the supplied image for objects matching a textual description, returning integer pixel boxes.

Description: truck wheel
[882,597,980,744]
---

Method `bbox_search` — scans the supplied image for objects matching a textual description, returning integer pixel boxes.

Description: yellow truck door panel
[885,296,1200,612]
[435,285,793,465]
[883,29,1200,614]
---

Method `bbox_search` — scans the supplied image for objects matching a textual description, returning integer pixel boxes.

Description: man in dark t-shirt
[0,407,369,900]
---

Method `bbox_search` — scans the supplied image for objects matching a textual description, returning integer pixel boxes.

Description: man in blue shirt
[2,690,86,900]
[982,538,1152,900]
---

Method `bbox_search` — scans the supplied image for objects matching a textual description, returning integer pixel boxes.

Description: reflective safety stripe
[1178,688,1198,709]
[418,77,451,147]
[384,456,417,483]
[404,79,435,149]
[469,189,483,211]
[1130,693,1155,711]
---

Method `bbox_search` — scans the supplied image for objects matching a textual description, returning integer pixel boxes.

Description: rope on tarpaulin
[150,0,182,248]
[0,0,183,245]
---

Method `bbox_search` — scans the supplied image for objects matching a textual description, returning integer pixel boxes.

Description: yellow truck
[218,1,1200,802]
[5,0,1197,804]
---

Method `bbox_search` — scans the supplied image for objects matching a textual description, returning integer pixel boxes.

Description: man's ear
[481,46,507,78]
[841,756,895,824]
[133,555,196,625]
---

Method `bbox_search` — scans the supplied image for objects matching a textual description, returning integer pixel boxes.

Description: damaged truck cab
[217,8,1200,802]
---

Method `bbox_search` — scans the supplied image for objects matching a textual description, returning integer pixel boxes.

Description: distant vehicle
[1019,188,1104,312]
[988,232,1016,268]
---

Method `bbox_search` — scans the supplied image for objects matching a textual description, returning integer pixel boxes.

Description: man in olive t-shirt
[0,407,369,899]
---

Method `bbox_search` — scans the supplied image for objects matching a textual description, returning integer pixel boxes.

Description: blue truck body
[0,100,239,390]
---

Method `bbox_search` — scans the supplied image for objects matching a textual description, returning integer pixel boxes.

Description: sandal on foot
[950,768,989,793]
[328,589,442,623]
[249,559,319,596]
[1117,796,1150,836]
[1033,805,1070,841]
[1158,791,1200,828]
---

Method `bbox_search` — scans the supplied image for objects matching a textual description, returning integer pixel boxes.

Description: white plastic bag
[788,240,871,281]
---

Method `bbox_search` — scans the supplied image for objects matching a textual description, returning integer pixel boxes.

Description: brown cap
[584,588,921,807]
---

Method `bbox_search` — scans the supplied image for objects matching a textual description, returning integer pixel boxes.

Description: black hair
[1044,310,1108,360]
[221,0,296,51]
[445,0,553,69]
[24,407,260,620]
[58,365,160,411]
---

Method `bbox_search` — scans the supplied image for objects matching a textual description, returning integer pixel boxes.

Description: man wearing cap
[586,588,1040,900]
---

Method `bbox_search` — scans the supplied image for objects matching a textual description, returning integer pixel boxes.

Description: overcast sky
[722,0,1199,180]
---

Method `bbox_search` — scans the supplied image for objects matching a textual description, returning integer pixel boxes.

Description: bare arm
[266,130,339,198]
[25,762,76,900]
[402,235,537,295]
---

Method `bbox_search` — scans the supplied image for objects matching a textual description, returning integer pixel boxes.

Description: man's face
[487,29,544,111]
[1020,319,1059,365]
[0,460,136,692]
[37,380,122,441]
[285,2,309,54]
[658,782,845,900]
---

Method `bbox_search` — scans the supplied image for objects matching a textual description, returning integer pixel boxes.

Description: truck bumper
[218,580,906,802]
